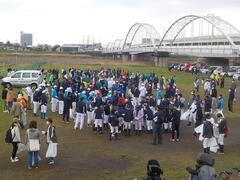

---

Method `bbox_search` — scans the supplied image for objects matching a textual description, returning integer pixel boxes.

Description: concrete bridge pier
[131,54,138,62]
[235,58,240,65]
[113,54,122,60]
[154,56,168,67]
[122,54,130,62]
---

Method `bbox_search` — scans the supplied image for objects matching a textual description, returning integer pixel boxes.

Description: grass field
[0,59,240,180]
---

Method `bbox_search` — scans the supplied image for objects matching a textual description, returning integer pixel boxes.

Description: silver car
[233,73,240,80]
[1,70,43,88]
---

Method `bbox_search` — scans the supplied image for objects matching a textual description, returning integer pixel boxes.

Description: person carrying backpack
[186,153,216,180]
[7,118,21,163]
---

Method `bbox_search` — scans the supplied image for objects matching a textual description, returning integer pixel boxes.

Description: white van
[1,70,43,88]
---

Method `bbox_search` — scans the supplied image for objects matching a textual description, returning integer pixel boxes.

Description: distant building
[61,44,85,53]
[61,43,102,53]
[20,31,33,47]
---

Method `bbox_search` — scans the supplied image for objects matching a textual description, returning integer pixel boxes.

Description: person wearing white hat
[40,90,48,119]
[51,85,58,113]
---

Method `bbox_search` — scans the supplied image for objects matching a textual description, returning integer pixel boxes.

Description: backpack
[5,128,14,143]
[147,159,163,179]
[189,166,216,180]
[197,165,216,180]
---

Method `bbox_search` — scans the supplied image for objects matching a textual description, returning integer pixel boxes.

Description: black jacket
[218,119,227,134]
[211,89,217,98]
[148,98,156,107]
[41,94,48,105]
[145,108,154,120]
[76,100,86,113]
[95,108,103,119]
[171,109,181,125]
[204,99,212,112]
[108,114,119,127]
[64,96,72,110]
[94,96,103,107]
[2,89,8,99]
[203,121,213,138]
[117,107,126,118]
[33,91,41,102]
[58,91,64,101]
[133,88,140,97]
[228,89,235,101]
[124,109,134,122]
[195,108,203,127]
[153,111,163,125]
[104,104,110,115]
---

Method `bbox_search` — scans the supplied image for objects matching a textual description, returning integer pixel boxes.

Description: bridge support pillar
[131,54,137,62]
[122,54,130,62]
[235,58,240,65]
[154,57,168,67]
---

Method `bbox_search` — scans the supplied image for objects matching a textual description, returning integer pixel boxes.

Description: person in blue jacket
[156,88,162,106]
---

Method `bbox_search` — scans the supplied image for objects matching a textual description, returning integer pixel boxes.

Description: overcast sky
[0,0,240,45]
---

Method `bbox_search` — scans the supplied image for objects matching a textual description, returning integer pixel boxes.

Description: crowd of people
[2,67,233,170]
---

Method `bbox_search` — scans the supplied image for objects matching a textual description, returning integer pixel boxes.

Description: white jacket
[139,86,146,97]
[189,103,197,114]
[204,82,210,91]
[11,126,21,142]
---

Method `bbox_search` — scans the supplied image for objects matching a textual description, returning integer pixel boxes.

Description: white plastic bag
[180,110,190,121]
[69,109,73,119]
[213,125,219,138]
[195,124,204,141]
[21,111,27,127]
[29,139,40,151]
[17,143,27,154]
[209,137,219,153]
[46,143,58,158]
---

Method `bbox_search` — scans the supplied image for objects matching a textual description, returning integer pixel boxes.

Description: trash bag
[46,142,58,158]
[180,110,190,121]
[17,143,27,154]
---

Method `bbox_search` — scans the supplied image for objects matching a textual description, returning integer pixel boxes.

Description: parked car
[220,71,227,76]
[233,73,240,80]
[199,68,209,74]
[227,69,237,77]
[213,67,223,75]
[1,70,43,88]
